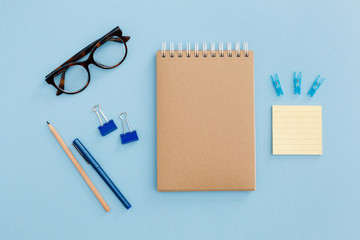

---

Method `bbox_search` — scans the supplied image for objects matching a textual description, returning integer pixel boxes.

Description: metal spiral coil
[161,42,249,58]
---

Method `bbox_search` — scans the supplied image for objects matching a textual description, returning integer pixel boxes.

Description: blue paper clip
[294,72,302,94]
[92,105,117,136]
[119,112,139,144]
[271,73,284,96]
[308,75,325,97]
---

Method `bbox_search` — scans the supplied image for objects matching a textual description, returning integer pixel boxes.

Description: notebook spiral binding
[161,42,249,58]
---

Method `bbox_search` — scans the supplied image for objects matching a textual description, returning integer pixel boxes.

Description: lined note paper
[272,105,322,155]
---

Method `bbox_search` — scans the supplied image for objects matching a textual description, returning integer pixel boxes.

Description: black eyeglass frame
[45,26,130,95]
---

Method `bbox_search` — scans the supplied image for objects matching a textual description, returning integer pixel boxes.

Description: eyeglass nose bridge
[92,105,109,126]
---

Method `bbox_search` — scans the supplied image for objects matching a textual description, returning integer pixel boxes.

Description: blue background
[1,0,359,239]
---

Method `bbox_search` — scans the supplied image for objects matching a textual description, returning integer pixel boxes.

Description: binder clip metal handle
[119,112,139,144]
[92,105,108,126]
[92,105,117,136]
[119,112,132,133]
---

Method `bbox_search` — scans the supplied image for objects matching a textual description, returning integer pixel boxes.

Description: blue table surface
[1,0,359,239]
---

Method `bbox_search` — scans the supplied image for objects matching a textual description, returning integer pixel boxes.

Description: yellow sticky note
[272,105,322,155]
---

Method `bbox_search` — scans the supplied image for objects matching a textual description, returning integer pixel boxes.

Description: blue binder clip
[294,72,302,94]
[119,112,138,144]
[92,105,117,136]
[271,73,284,96]
[308,75,325,97]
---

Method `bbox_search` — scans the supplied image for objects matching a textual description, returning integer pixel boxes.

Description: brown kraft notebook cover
[156,48,255,191]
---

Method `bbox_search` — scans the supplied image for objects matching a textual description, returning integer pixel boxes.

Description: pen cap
[72,138,99,167]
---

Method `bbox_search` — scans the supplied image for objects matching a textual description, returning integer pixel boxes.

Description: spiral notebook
[157,42,255,191]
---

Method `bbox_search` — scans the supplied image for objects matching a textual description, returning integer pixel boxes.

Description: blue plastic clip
[92,105,117,136]
[308,75,325,97]
[294,72,302,94]
[119,112,139,144]
[271,73,284,96]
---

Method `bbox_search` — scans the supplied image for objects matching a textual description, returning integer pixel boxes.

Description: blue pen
[72,138,131,210]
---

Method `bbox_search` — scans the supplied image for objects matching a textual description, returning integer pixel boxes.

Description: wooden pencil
[47,121,110,212]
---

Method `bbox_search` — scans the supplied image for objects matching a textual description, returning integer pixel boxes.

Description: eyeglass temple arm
[58,36,129,70]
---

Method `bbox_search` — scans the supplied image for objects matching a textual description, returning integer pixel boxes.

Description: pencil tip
[46,121,50,125]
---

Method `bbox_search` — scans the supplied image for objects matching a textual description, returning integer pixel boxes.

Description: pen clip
[72,142,90,164]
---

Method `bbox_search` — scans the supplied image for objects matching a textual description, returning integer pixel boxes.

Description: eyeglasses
[45,26,130,95]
